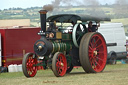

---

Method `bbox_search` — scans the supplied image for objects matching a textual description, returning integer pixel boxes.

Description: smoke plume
[82,0,99,6]
[43,4,54,12]
[42,0,101,11]
[113,0,128,17]
[115,0,128,5]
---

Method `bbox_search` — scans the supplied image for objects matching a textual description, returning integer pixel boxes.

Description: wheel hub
[93,50,98,56]
[60,62,64,67]
[92,48,98,56]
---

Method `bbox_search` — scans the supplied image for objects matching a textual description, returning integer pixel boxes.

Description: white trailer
[98,23,127,64]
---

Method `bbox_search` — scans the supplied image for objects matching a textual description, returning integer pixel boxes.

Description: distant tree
[105,3,108,6]
[4,9,7,11]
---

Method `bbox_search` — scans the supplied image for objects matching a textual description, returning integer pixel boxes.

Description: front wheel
[79,32,107,73]
[52,52,67,77]
[22,53,37,77]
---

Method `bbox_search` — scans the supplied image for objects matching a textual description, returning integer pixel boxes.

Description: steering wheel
[72,23,87,48]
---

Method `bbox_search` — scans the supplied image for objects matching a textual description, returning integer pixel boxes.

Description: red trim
[88,33,107,72]
[26,54,37,77]
[56,53,67,76]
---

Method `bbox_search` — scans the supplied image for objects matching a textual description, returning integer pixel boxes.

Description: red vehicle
[0,27,40,71]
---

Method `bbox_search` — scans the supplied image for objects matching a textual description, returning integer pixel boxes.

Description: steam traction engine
[22,10,110,77]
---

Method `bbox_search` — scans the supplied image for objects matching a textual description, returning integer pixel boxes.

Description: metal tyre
[22,53,37,77]
[52,52,67,77]
[79,32,107,73]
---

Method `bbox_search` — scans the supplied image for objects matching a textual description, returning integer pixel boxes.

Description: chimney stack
[39,10,47,33]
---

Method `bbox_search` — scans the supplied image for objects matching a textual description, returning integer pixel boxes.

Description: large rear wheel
[22,53,37,77]
[79,32,107,73]
[52,52,67,77]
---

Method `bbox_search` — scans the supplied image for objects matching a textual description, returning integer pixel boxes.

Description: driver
[47,21,57,32]
[88,21,100,32]
[46,21,57,38]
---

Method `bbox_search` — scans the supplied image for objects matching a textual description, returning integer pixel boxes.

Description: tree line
[0,5,128,21]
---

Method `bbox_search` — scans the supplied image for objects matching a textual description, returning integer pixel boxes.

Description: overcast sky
[0,0,116,10]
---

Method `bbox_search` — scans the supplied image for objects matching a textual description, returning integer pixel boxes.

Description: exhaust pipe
[38,10,47,36]
[35,10,53,56]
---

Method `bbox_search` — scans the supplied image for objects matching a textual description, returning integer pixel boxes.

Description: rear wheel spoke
[89,46,93,51]
[96,57,104,63]
[92,60,96,69]
[90,42,94,48]
[97,52,104,54]
[96,43,103,48]
[95,60,101,67]
[94,38,100,47]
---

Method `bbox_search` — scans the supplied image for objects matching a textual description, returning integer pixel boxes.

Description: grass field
[111,18,128,33]
[0,63,128,85]
[111,18,128,26]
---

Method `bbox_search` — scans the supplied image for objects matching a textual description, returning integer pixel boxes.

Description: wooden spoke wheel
[22,53,37,77]
[52,52,67,77]
[79,32,107,73]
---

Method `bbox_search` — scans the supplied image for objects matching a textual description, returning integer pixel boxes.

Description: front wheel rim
[56,53,67,76]
[88,33,107,72]
[26,54,37,77]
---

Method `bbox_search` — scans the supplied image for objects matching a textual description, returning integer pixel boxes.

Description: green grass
[11,15,24,18]
[111,18,128,25]
[0,64,128,85]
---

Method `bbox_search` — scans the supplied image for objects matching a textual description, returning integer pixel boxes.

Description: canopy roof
[47,14,111,23]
